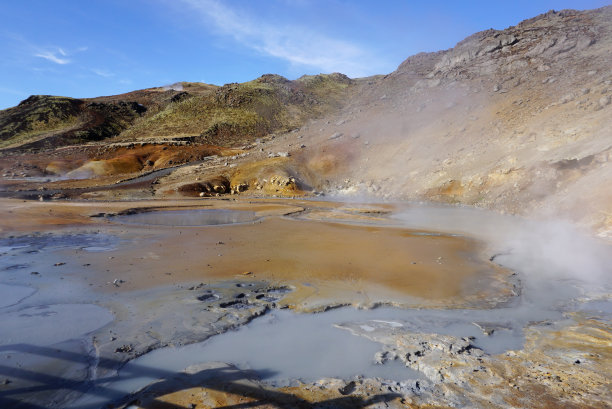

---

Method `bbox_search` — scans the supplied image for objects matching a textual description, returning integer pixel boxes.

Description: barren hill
[1,6,611,237]
[279,6,612,237]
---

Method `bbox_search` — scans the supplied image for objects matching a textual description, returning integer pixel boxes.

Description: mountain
[0,6,610,237]
[0,95,146,150]
[0,74,353,151]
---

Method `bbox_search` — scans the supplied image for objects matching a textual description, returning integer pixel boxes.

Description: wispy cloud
[35,49,71,64]
[92,68,114,78]
[180,0,380,77]
[33,45,88,65]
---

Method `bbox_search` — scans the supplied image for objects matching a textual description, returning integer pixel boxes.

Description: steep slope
[265,6,611,237]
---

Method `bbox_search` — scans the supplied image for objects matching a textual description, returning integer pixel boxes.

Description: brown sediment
[100,214,511,309]
[0,198,303,233]
[0,197,514,309]
[129,380,406,409]
[0,199,94,231]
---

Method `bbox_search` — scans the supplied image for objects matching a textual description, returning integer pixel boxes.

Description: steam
[392,203,612,298]
[162,82,184,91]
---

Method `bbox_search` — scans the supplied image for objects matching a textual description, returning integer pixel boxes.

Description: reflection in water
[115,209,259,226]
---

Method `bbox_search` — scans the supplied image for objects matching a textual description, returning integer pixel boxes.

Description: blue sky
[0,0,609,109]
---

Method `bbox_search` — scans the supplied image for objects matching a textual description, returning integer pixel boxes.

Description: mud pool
[115,208,259,226]
[71,302,559,409]
[0,198,610,408]
[0,283,36,308]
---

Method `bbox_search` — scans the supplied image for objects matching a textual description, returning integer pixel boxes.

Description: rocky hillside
[214,5,610,237]
[0,74,353,151]
[0,95,146,150]
[120,73,352,146]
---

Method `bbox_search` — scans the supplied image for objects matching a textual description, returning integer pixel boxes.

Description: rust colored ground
[0,198,512,310]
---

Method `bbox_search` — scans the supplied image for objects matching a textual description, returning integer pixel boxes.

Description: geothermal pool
[0,199,610,408]
[115,208,259,226]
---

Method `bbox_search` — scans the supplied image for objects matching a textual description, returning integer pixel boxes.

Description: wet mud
[0,197,610,408]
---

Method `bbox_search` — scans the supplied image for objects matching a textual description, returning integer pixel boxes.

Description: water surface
[115,208,259,226]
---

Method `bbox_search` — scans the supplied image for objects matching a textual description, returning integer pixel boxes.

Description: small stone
[339,381,356,395]
[114,344,133,353]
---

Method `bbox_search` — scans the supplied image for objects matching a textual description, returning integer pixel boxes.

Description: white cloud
[92,68,114,78]
[33,45,88,65]
[180,0,380,77]
[34,50,70,65]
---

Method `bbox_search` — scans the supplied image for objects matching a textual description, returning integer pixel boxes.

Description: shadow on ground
[0,343,402,408]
